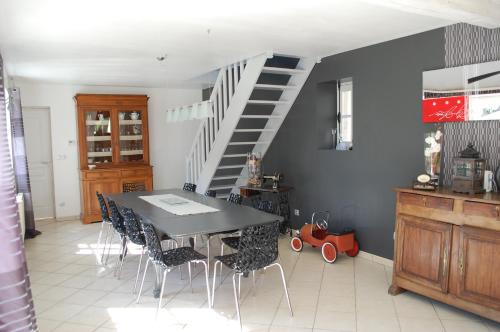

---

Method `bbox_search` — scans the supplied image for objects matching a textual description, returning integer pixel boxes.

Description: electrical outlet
[294,209,300,216]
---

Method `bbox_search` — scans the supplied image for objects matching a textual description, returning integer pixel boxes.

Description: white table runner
[139,194,220,216]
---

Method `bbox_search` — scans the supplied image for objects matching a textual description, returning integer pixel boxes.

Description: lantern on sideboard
[452,143,485,194]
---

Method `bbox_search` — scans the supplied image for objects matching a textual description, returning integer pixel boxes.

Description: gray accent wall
[264,28,445,259]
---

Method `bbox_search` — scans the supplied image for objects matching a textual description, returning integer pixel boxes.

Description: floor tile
[483,319,500,332]
[66,306,111,326]
[23,221,489,332]
[51,322,96,332]
[59,275,95,289]
[38,302,86,321]
[35,273,73,286]
[441,319,489,332]
[37,318,62,332]
[94,292,135,308]
[272,305,315,328]
[356,316,400,332]
[270,326,313,332]
[399,318,444,332]
[314,310,356,331]
[433,302,484,321]
[61,289,108,305]
[36,286,80,302]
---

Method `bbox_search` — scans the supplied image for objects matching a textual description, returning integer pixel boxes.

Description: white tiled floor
[26,219,499,332]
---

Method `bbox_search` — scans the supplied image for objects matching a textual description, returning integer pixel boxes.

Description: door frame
[23,106,56,220]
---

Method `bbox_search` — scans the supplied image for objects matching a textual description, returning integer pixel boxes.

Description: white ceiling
[0,0,475,87]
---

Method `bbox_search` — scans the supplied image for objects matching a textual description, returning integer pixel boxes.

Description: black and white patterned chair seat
[142,222,206,268]
[220,236,240,250]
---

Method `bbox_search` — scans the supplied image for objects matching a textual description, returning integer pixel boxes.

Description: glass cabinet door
[85,109,113,165]
[118,110,145,163]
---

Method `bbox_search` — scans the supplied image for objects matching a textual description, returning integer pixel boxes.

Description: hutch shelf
[75,94,153,224]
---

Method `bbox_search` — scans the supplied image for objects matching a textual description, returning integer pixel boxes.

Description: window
[337,78,353,150]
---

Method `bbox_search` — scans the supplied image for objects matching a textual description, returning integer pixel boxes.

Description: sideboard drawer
[426,196,454,211]
[400,193,426,207]
[400,193,453,211]
[463,201,500,219]
[82,170,120,180]
[121,168,151,178]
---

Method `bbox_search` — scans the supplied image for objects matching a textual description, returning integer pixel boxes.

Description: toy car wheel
[291,237,303,252]
[345,240,360,257]
[321,242,337,263]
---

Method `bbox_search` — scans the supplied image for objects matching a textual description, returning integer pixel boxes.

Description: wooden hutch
[75,94,153,224]
[391,188,500,322]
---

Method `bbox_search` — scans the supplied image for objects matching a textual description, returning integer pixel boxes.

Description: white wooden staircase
[185,53,315,197]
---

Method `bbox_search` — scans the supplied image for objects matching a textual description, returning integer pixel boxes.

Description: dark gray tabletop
[107,189,283,237]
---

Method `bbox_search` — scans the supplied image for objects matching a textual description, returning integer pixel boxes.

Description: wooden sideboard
[75,94,153,224]
[390,188,500,322]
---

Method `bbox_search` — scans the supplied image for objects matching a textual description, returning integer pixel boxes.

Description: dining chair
[216,200,274,283]
[206,193,243,271]
[211,221,292,329]
[186,189,217,249]
[137,222,211,316]
[182,182,198,248]
[96,192,113,264]
[105,199,127,268]
[117,207,148,292]
[182,182,197,192]
[205,190,216,198]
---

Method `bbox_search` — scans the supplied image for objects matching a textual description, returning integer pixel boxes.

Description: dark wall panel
[264,28,445,259]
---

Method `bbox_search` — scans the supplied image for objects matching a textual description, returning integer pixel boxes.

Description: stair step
[219,194,230,199]
[247,100,288,105]
[212,175,240,180]
[262,66,305,75]
[223,154,247,158]
[254,84,297,90]
[228,141,271,145]
[240,115,283,119]
[234,129,275,132]
[217,164,246,169]
[209,185,234,191]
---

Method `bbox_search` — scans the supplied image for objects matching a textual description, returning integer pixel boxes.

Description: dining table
[107,188,283,297]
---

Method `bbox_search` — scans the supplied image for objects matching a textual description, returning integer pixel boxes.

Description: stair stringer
[232,57,317,192]
[195,53,269,194]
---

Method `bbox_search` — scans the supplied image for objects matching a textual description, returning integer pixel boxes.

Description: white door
[23,107,55,220]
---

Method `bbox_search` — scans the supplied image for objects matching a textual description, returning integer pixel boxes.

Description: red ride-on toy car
[290,211,359,263]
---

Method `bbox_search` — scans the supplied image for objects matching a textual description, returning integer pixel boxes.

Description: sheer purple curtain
[8,87,40,238]
[0,55,37,331]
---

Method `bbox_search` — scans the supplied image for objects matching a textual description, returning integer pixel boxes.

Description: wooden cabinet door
[84,179,121,219]
[456,226,500,310]
[395,214,452,293]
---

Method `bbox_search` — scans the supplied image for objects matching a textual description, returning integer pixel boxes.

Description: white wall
[13,79,201,219]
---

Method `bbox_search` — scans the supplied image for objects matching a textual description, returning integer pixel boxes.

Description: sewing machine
[263,172,283,189]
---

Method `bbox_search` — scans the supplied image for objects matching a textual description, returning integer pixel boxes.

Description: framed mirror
[422,60,500,123]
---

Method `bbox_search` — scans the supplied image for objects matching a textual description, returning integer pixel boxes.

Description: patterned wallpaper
[442,23,500,188]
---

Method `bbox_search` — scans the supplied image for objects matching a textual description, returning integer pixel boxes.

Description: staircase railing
[186,60,247,184]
